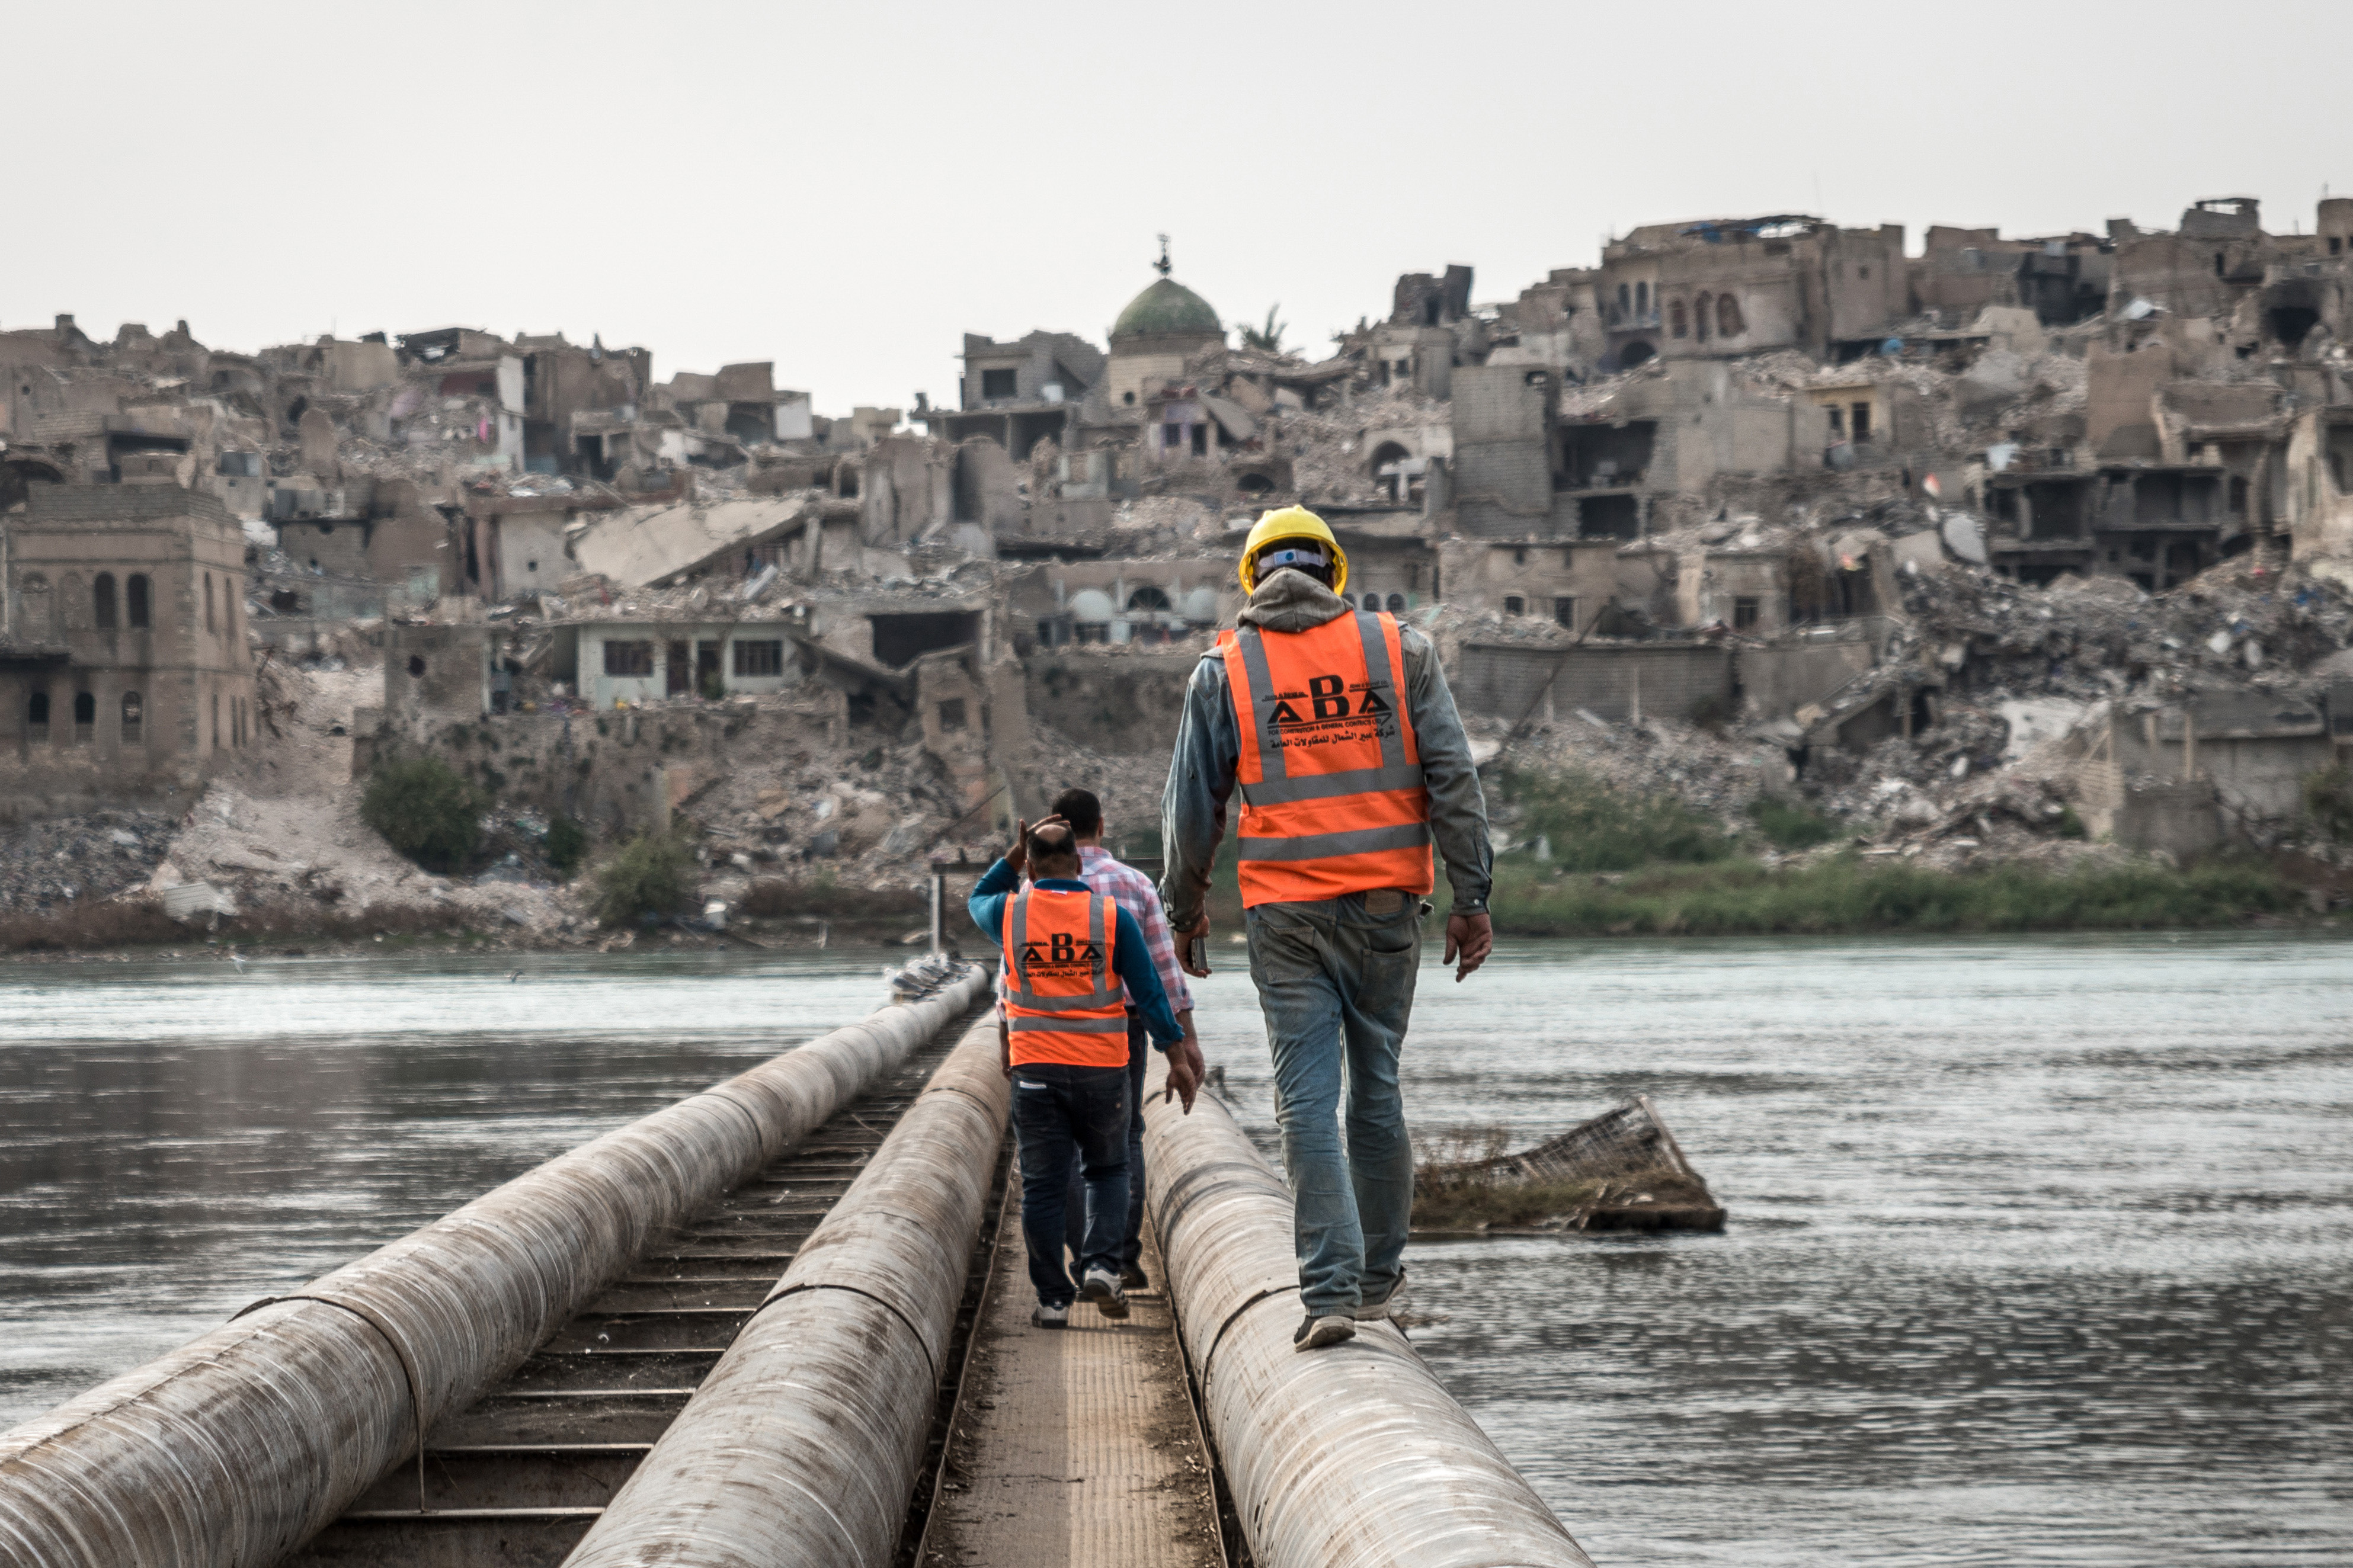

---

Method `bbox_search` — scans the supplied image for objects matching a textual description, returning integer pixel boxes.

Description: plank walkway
[920,1203,1224,1567]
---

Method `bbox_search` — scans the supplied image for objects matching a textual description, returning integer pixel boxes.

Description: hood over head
[1238,567,1350,634]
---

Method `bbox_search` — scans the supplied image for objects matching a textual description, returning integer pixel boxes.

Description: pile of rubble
[1461,552,2353,872]
[1897,553,2353,703]
[0,811,181,913]
[686,729,991,909]
[1260,381,1450,506]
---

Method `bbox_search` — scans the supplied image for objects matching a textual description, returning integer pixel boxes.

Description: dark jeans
[1064,1014,1148,1269]
[1011,1060,1129,1307]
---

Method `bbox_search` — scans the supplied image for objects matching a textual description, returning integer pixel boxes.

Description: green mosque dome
[1112,277,1222,341]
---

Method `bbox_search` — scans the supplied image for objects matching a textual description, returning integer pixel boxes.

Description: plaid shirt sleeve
[1083,848,1193,1014]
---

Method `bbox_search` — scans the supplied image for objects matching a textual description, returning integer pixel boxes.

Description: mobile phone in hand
[1186,935,1209,974]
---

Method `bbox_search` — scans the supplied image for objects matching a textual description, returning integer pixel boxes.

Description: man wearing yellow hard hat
[1160,505,1493,1352]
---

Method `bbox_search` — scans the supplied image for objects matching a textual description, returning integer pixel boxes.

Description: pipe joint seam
[1196,1284,1292,1383]
[230,1292,430,1510]
[684,1086,774,1155]
[753,1281,940,1386]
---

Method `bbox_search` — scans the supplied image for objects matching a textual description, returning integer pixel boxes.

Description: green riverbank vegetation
[1483,852,2297,937]
[1476,764,2304,936]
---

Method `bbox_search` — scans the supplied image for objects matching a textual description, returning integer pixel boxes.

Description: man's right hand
[1174,913,1211,977]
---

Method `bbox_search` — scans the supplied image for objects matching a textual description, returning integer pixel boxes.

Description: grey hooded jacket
[1158,569,1491,929]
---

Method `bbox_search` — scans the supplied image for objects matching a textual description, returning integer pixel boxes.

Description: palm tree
[1239,306,1287,354]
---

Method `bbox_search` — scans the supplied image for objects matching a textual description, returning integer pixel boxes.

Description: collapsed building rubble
[7,197,2353,937]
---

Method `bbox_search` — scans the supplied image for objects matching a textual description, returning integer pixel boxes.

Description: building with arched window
[1,483,254,816]
[1596,214,1907,367]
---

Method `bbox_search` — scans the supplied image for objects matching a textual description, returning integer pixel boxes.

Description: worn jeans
[1064,1014,1148,1269]
[1245,891,1422,1317]
[1011,1062,1130,1306]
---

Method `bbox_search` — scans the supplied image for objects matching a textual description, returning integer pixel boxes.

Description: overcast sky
[9,1,2348,415]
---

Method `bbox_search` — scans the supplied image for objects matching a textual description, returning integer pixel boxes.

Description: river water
[1,935,2346,1565]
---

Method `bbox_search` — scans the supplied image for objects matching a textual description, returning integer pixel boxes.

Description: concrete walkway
[921,1203,1224,1567]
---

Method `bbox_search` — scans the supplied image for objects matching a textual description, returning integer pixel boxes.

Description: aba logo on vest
[1268,673,1394,731]
[1020,931,1102,973]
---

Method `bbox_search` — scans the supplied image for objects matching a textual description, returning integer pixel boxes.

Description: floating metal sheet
[560,1023,1009,1568]
[0,969,985,1568]
[1139,1054,1596,1568]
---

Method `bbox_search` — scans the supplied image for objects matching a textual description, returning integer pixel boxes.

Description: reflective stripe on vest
[1218,610,1434,908]
[1001,886,1128,1067]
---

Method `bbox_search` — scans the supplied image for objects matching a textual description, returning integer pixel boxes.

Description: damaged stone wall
[1453,641,1732,724]
[1022,650,1200,758]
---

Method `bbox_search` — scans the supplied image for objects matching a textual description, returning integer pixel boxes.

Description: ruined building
[1,485,257,819]
[6,187,2352,863]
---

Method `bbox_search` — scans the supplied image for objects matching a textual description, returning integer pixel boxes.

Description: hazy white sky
[9,1,2348,413]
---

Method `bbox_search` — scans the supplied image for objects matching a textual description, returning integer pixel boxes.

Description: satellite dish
[1941,511,1988,565]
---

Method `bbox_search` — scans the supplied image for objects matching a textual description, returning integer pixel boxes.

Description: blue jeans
[1245,891,1422,1317]
[1011,1062,1130,1307]
[1064,1014,1148,1269]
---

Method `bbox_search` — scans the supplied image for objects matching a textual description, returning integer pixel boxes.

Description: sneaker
[1352,1268,1407,1322]
[1080,1268,1129,1319]
[1119,1262,1150,1291]
[1031,1302,1070,1329]
[1292,1313,1355,1351]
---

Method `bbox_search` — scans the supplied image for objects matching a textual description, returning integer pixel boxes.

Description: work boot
[1292,1313,1355,1351]
[1080,1268,1129,1319]
[1353,1266,1407,1322]
[1120,1262,1150,1291]
[1031,1302,1070,1329]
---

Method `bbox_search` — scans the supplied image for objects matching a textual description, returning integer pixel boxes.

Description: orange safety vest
[1216,609,1432,908]
[1000,885,1130,1068]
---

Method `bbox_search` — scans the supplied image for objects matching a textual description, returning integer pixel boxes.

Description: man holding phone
[1160,506,1493,1352]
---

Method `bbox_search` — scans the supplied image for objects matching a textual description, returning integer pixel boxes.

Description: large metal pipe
[0,968,985,1568]
[559,1021,1007,1567]
[1141,1053,1597,1568]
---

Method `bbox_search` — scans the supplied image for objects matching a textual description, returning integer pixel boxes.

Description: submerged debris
[1414,1098,1726,1235]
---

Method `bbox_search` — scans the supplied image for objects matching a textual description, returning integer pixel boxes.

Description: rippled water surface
[2,934,2348,1565]
[0,950,889,1426]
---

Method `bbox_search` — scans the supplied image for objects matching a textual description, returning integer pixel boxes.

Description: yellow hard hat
[1237,505,1349,597]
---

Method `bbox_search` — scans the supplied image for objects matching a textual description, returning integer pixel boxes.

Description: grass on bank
[591,829,697,927]
[360,757,487,874]
[1484,851,2297,937]
[1504,767,1738,871]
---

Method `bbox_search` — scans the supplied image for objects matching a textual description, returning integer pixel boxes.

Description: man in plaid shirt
[999,787,1202,1290]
